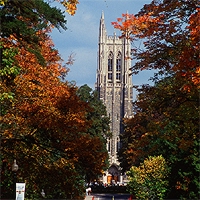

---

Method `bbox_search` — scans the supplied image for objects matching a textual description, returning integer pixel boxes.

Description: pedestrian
[86,187,92,195]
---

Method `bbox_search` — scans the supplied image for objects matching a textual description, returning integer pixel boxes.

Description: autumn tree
[120,76,199,198]
[113,0,199,199]
[112,0,199,88]
[0,27,80,198]
[1,33,109,199]
[127,155,169,200]
[0,0,68,116]
[0,1,108,199]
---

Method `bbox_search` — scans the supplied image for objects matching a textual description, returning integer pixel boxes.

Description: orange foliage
[186,8,200,87]
[112,3,199,89]
[112,13,161,38]
[1,29,88,140]
[1,24,108,179]
[59,0,79,15]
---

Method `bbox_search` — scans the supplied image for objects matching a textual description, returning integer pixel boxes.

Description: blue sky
[50,0,153,98]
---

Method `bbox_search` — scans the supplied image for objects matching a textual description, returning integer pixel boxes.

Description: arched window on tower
[116,51,121,81]
[108,51,113,81]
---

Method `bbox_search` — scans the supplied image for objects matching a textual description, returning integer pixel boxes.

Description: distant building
[95,12,133,184]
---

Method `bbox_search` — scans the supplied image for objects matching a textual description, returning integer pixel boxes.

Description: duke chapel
[95,12,133,184]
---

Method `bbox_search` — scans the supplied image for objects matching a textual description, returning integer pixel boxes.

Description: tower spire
[99,11,107,43]
[101,10,104,19]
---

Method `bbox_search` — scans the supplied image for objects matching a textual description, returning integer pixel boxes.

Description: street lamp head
[12,159,19,172]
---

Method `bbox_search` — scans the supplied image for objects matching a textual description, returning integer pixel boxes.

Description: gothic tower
[96,12,133,184]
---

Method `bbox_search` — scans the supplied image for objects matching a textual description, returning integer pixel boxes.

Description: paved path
[85,193,132,200]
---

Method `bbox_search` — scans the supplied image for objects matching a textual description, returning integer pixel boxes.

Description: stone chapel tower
[96,12,133,184]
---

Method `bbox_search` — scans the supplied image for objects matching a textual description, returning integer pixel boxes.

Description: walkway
[85,193,132,200]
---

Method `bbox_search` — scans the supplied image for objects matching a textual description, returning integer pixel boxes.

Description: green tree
[0,0,66,40]
[77,84,111,139]
[0,0,66,66]
[77,84,111,182]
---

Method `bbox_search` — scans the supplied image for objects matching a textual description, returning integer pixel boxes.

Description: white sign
[16,183,25,200]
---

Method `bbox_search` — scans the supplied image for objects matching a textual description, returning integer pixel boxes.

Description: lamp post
[12,159,18,200]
